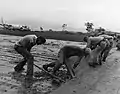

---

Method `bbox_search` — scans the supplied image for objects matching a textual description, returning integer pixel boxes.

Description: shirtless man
[14,34,46,79]
[43,45,91,79]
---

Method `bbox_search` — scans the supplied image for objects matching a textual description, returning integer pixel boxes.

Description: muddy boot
[102,58,106,62]
[43,62,56,71]
[43,65,48,71]
[14,67,25,73]
[99,61,102,65]
[98,58,102,65]
[24,75,33,88]
[89,63,96,68]
[53,63,62,75]
[14,59,27,72]
[102,51,109,62]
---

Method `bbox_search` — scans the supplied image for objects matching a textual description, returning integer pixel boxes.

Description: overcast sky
[0,0,120,31]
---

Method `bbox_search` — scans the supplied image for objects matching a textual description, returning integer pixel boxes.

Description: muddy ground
[51,47,120,94]
[0,34,120,94]
[0,34,86,94]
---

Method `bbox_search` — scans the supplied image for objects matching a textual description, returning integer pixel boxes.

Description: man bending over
[43,45,91,79]
[14,34,46,79]
[83,36,105,50]
[98,34,114,62]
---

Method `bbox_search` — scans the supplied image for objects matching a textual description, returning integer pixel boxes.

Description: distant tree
[98,27,105,32]
[85,22,94,33]
[40,27,43,31]
[49,29,53,31]
[62,24,67,31]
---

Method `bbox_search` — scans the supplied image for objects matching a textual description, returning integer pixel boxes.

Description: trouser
[14,45,34,77]
[101,39,113,61]
[88,40,108,66]
[100,46,112,62]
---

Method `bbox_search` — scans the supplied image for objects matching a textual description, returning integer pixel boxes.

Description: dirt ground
[0,34,120,94]
[0,34,86,94]
[51,48,120,94]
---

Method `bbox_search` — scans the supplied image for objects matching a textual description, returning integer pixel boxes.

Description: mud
[51,48,120,94]
[0,34,83,94]
[0,34,119,94]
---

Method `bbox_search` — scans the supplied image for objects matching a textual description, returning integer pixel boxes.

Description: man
[83,36,105,50]
[83,35,111,66]
[14,34,46,79]
[75,39,107,75]
[43,45,91,79]
[98,34,114,62]
[87,40,108,67]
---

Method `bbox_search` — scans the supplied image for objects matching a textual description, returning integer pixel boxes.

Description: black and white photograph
[0,0,120,94]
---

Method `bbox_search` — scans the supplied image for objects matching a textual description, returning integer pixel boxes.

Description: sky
[0,0,120,32]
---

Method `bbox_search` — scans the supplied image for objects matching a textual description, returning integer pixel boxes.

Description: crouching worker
[83,36,105,50]
[99,34,114,62]
[43,45,91,79]
[14,35,46,79]
[83,35,109,66]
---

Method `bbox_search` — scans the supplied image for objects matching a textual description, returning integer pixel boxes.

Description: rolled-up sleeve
[30,35,37,44]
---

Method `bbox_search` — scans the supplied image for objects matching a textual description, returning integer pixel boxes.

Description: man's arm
[86,38,91,48]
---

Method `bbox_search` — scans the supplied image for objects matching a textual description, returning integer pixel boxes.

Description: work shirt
[99,34,114,47]
[15,35,37,48]
[99,34,113,39]
[87,36,104,48]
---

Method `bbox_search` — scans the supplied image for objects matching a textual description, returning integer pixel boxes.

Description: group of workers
[13,33,115,81]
